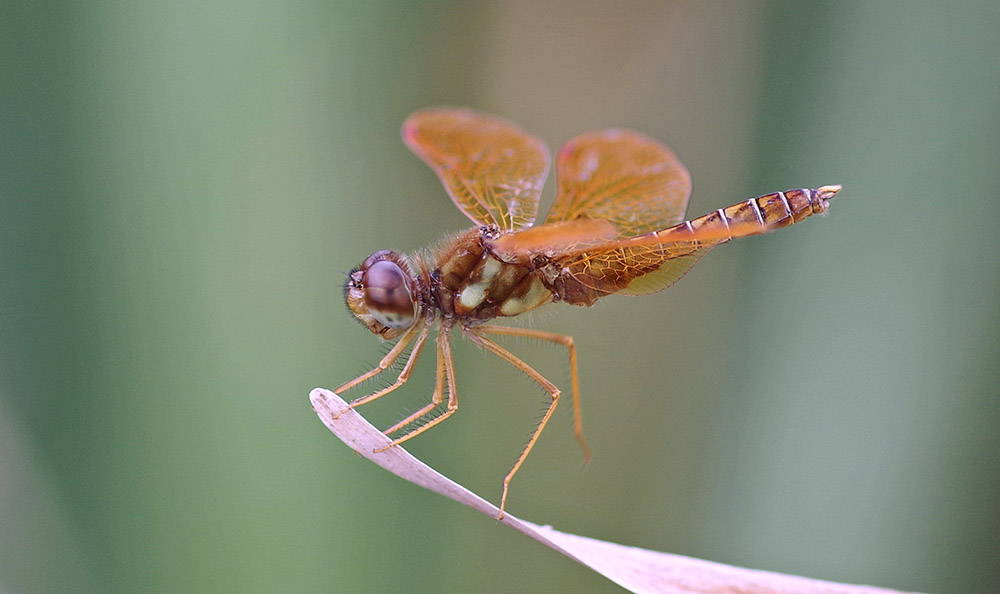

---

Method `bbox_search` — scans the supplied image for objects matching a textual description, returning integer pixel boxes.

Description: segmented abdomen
[551,185,839,306]
[670,185,839,242]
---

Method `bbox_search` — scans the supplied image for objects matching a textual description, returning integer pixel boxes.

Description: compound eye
[363,260,415,328]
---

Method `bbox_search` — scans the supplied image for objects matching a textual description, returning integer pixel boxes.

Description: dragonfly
[335,107,839,519]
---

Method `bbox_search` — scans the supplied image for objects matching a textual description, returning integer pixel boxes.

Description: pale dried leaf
[311,388,922,594]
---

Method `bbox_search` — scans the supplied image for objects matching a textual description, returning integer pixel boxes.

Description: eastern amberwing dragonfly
[336,107,839,519]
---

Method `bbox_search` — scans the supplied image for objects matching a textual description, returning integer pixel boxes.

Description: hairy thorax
[428,227,554,324]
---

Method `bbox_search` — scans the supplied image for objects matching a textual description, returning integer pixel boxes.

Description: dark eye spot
[363,260,415,328]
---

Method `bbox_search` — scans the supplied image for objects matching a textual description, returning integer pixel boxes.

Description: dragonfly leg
[462,326,566,520]
[332,322,429,418]
[374,324,458,450]
[474,325,590,461]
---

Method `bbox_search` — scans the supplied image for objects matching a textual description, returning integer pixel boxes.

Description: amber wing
[545,129,692,236]
[488,128,698,304]
[550,239,712,305]
[402,108,551,232]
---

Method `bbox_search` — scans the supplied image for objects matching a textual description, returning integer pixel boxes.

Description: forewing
[545,129,692,237]
[488,218,619,260]
[402,108,550,231]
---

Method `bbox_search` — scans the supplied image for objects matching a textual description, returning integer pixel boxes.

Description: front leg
[332,323,429,419]
[375,324,459,451]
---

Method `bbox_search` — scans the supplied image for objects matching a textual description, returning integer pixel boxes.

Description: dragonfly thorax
[429,227,554,323]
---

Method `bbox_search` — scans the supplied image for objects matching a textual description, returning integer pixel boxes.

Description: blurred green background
[3,1,998,593]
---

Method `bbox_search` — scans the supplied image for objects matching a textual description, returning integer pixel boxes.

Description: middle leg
[475,324,590,461]
[462,326,566,520]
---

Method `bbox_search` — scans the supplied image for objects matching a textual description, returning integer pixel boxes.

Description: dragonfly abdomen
[679,185,840,242]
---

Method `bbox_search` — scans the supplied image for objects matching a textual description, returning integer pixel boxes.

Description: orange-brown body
[423,185,833,324]
[335,107,839,520]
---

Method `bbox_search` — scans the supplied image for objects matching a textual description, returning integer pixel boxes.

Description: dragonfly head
[344,250,419,340]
